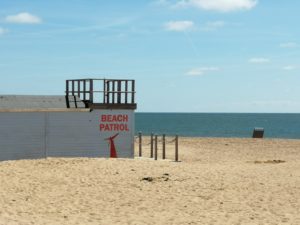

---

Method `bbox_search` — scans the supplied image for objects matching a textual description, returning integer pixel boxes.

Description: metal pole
[162,134,166,160]
[150,133,153,158]
[154,135,158,160]
[175,135,179,162]
[138,132,142,157]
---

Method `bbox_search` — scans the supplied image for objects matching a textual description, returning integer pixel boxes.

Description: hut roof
[0,95,86,110]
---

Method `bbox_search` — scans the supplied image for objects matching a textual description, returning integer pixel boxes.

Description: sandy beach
[1,137,300,225]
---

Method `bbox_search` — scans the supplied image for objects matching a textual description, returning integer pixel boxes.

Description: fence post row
[137,132,179,162]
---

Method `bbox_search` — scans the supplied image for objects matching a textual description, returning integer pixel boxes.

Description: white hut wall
[0,110,134,161]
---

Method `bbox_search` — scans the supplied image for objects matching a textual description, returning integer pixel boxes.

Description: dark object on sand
[252,127,264,138]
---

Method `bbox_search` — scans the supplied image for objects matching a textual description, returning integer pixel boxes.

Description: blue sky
[0,0,299,112]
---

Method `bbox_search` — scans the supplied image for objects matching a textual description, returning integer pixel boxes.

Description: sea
[135,113,300,139]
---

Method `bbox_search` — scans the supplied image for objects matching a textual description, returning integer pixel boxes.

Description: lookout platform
[65,79,137,110]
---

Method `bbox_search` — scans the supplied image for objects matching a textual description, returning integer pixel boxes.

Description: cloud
[251,100,300,108]
[175,0,258,12]
[5,12,42,24]
[0,27,8,36]
[206,20,225,28]
[279,42,298,48]
[248,58,270,64]
[282,65,296,71]
[153,0,170,6]
[186,67,219,76]
[165,20,194,31]
[201,20,226,31]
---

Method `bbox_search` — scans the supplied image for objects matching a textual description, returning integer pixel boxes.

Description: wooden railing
[65,79,136,109]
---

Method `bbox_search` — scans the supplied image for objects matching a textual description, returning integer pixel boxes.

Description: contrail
[183,30,201,60]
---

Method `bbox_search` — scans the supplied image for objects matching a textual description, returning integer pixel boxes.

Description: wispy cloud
[282,65,297,71]
[251,100,300,108]
[0,27,8,36]
[5,12,42,24]
[206,20,225,28]
[248,57,270,64]
[153,0,170,6]
[186,67,219,76]
[165,20,194,32]
[175,0,258,12]
[201,20,225,31]
[279,42,298,48]
[10,17,137,39]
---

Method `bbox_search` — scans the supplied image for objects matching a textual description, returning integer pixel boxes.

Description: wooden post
[175,135,179,162]
[138,132,142,157]
[162,134,166,160]
[77,80,80,98]
[65,80,70,108]
[117,80,121,104]
[103,79,106,103]
[72,80,75,96]
[131,80,135,104]
[112,80,115,104]
[83,80,86,101]
[66,80,69,96]
[154,135,158,160]
[106,81,110,104]
[89,79,94,103]
[125,80,128,104]
[150,133,153,158]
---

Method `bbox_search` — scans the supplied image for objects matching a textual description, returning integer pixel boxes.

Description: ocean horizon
[135,112,300,139]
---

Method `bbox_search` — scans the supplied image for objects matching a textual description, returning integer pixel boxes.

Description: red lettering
[117,115,123,121]
[100,114,129,123]
[100,114,130,132]
[100,124,105,131]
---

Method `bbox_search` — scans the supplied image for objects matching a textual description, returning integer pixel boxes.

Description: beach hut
[0,78,136,161]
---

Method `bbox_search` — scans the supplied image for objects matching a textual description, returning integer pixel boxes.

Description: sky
[0,0,299,113]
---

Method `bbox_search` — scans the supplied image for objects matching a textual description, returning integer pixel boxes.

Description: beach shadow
[250,160,286,164]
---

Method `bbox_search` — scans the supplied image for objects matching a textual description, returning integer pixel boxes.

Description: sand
[1,137,300,225]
